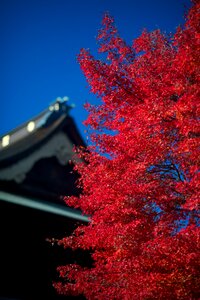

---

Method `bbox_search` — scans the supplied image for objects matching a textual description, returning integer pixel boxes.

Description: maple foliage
[55,2,200,299]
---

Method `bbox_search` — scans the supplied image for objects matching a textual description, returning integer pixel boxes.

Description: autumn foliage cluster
[55,2,200,299]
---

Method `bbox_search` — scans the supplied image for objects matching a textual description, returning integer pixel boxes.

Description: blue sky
[0,0,191,142]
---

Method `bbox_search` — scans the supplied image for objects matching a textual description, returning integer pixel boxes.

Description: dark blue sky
[0,0,191,141]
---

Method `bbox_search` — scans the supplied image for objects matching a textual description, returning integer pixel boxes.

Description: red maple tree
[55,1,200,299]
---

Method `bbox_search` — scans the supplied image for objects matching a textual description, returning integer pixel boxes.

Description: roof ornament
[49,96,72,112]
[1,135,10,148]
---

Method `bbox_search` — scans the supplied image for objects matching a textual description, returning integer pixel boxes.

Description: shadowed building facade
[0,98,88,300]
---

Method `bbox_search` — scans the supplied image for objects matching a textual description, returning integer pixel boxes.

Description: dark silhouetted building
[0,98,88,300]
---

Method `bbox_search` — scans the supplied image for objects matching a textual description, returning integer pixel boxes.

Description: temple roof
[0,96,84,167]
[0,97,88,222]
